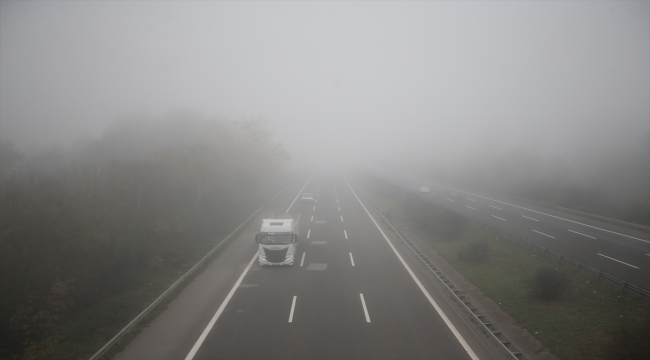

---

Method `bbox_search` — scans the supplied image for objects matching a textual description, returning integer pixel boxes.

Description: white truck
[255,213,301,266]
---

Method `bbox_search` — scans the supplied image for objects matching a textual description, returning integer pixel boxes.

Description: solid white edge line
[185,176,312,360]
[465,205,475,210]
[288,296,297,322]
[285,176,313,213]
[349,252,355,266]
[412,177,649,243]
[490,205,502,210]
[522,215,539,221]
[597,253,639,269]
[344,230,348,239]
[532,230,555,238]
[184,253,257,360]
[568,229,596,239]
[307,229,311,239]
[492,215,507,221]
[359,293,370,322]
[343,176,479,360]
[300,252,305,267]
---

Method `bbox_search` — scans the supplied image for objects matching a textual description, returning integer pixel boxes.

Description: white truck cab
[256,213,301,266]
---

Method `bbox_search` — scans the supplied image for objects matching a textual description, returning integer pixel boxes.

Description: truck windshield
[260,235,293,245]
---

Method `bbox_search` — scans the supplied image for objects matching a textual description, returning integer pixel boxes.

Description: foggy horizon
[1,1,649,171]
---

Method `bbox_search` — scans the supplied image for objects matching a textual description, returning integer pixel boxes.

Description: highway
[112,175,503,360]
[381,172,650,291]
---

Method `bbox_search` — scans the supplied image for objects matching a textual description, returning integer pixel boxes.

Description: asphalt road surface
[113,175,502,360]
[382,171,650,291]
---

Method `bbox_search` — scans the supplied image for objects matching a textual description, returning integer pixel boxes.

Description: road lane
[385,173,650,289]
[115,175,499,360]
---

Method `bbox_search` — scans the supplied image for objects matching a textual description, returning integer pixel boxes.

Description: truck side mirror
[255,234,260,243]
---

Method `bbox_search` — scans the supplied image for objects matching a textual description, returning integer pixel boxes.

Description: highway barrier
[365,198,522,360]
[470,217,650,299]
[88,183,292,360]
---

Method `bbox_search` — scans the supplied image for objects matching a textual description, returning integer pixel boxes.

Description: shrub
[525,267,571,301]
[604,318,650,360]
[457,241,490,263]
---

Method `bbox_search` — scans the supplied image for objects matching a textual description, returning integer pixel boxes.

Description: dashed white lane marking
[288,296,297,322]
[359,293,370,322]
[466,198,476,202]
[315,199,317,203]
[532,230,555,238]
[446,198,454,202]
[343,176,479,360]
[300,252,305,266]
[568,230,596,239]
[184,253,257,360]
[307,229,311,238]
[344,230,348,239]
[450,192,457,196]
[336,199,339,203]
[492,215,507,221]
[349,253,355,267]
[340,216,344,222]
[522,215,539,221]
[310,215,314,222]
[313,206,316,211]
[597,253,639,269]
[417,180,650,244]
[646,254,650,257]
[432,193,438,196]
[490,205,502,210]
[311,241,327,245]
[338,206,341,211]
[465,205,476,210]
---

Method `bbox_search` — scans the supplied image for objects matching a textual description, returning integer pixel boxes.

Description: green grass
[363,183,650,360]
[15,231,234,360]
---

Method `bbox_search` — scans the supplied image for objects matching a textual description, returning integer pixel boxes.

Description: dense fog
[1,1,648,212]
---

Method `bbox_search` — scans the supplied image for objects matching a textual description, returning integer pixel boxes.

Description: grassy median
[360,174,650,360]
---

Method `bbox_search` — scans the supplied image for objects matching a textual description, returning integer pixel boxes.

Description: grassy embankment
[360,174,650,360]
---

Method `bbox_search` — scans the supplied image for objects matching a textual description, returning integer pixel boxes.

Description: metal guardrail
[365,198,522,360]
[396,181,650,299]
[88,184,291,360]
[470,217,650,298]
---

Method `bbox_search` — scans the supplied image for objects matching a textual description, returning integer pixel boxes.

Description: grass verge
[361,177,650,360]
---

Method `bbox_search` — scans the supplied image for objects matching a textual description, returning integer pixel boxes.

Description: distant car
[419,186,430,193]
[301,193,315,202]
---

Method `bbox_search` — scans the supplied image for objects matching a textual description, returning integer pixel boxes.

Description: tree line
[0,114,289,357]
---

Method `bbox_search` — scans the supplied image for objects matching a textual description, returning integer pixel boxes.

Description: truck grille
[264,248,288,263]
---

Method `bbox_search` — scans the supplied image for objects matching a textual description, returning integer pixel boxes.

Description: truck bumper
[259,255,294,266]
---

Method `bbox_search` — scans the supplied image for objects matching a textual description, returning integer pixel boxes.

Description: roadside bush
[524,267,571,301]
[604,318,650,360]
[457,241,490,263]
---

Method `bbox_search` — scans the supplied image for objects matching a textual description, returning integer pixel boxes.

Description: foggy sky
[1,1,648,169]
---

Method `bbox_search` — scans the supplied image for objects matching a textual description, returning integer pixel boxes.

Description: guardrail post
[557,255,563,264]
[542,248,548,258]
[620,281,627,293]
[597,271,603,282]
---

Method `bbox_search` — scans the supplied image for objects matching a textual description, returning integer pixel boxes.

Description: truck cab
[256,213,301,266]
